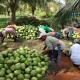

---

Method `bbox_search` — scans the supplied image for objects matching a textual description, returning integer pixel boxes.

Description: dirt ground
[45,54,80,80]
[0,39,43,52]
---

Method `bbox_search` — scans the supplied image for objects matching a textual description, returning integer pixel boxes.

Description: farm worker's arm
[43,44,47,50]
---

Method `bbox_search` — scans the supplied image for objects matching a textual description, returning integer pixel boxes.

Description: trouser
[66,32,69,38]
[48,50,55,61]
[48,50,58,61]
[48,45,62,64]
[3,30,17,42]
[57,45,62,64]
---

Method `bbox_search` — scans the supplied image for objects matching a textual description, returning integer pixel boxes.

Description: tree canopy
[54,0,80,28]
[0,0,55,22]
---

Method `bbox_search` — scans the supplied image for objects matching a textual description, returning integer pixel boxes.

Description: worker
[38,33,65,64]
[69,39,80,68]
[0,21,17,42]
[62,25,77,39]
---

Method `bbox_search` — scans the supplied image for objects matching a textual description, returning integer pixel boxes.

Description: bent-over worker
[0,22,17,42]
[38,33,65,64]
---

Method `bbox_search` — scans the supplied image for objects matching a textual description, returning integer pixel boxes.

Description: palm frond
[54,0,80,24]
[0,3,7,8]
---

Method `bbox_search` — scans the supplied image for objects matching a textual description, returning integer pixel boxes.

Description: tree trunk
[45,3,49,17]
[11,9,16,22]
[45,9,49,17]
[9,0,18,23]
[31,6,36,17]
[61,23,64,29]
[7,9,10,16]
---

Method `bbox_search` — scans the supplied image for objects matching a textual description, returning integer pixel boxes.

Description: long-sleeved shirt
[44,36,65,50]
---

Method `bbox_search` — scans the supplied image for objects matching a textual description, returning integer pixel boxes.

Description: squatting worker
[38,25,54,34]
[61,27,69,39]
[38,33,65,63]
[62,25,77,39]
[1,22,17,42]
[69,39,80,68]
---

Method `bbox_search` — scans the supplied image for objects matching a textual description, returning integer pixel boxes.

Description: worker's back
[70,43,80,65]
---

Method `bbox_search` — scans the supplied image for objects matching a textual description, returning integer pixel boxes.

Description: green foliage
[0,0,54,21]
[0,3,7,14]
[35,9,46,18]
[54,0,80,26]
[51,16,62,31]
[15,16,49,26]
[0,17,9,28]
[15,16,40,26]
[65,0,76,4]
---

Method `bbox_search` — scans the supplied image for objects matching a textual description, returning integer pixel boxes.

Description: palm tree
[54,0,80,28]
[23,0,55,17]
[65,0,76,5]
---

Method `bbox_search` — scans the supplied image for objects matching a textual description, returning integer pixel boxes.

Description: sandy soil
[45,54,80,80]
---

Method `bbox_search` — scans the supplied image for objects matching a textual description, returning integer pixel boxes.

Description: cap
[38,32,47,39]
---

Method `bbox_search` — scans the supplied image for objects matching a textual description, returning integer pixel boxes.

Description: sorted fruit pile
[17,25,39,39]
[72,33,80,39]
[0,25,39,40]
[0,47,49,80]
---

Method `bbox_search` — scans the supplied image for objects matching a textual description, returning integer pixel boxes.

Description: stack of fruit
[0,25,39,40]
[0,47,49,80]
[16,25,39,40]
[71,33,80,39]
